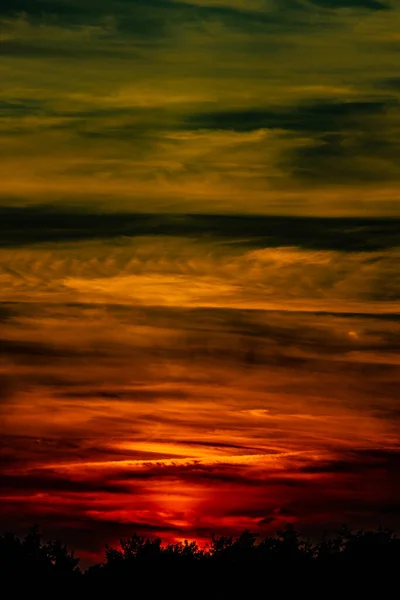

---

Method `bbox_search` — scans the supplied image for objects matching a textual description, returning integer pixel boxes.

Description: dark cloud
[2,0,386,30]
[0,471,132,495]
[0,40,133,60]
[187,101,391,133]
[257,516,277,525]
[377,77,400,90]
[0,206,398,251]
[0,0,90,18]
[300,460,373,474]
[222,318,400,356]
[352,448,400,464]
[0,0,329,36]
[0,434,162,469]
[188,99,400,183]
[0,374,17,405]
[114,462,307,489]
[1,301,399,325]
[181,440,262,452]
[141,0,323,36]
[0,339,112,361]
[309,0,390,10]
[300,449,400,474]
[0,304,17,322]
[286,133,399,183]
[2,301,399,326]
[55,388,191,402]
[0,99,47,116]
[369,406,400,420]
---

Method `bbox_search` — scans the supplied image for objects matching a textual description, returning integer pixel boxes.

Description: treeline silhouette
[1,524,399,588]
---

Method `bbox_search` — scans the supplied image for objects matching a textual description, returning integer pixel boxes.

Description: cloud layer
[1,0,400,213]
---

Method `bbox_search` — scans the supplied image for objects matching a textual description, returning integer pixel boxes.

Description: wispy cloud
[1,1,400,211]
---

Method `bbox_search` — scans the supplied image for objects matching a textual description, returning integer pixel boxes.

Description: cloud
[309,0,390,10]
[0,229,399,329]
[0,375,18,405]
[0,0,91,18]
[188,99,400,183]
[0,304,16,322]
[0,471,132,495]
[0,206,399,251]
[0,0,399,209]
[0,339,101,360]
[379,77,400,91]
[0,39,131,60]
[0,0,330,36]
[0,99,47,116]
[187,100,392,133]
[299,450,400,474]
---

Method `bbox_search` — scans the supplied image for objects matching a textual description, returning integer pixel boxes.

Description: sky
[0,0,399,564]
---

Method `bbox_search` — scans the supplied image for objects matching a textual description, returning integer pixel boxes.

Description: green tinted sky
[1,0,400,215]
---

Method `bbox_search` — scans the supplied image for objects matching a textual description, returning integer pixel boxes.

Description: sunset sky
[0,0,399,564]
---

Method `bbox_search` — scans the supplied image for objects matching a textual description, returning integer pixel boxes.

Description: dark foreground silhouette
[1,524,399,591]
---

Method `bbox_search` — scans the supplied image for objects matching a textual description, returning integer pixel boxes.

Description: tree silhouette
[1,523,399,586]
[0,525,80,578]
